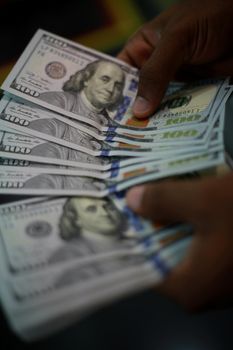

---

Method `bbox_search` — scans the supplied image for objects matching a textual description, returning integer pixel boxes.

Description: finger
[117,34,156,67]
[126,178,203,224]
[132,28,188,118]
[117,12,171,67]
[117,25,162,67]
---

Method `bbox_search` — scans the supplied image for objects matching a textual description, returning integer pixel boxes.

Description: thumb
[133,29,187,118]
[126,179,202,224]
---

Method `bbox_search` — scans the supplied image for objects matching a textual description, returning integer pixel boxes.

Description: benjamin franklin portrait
[59,196,128,240]
[38,59,126,127]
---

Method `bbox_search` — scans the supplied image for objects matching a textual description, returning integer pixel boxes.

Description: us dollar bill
[0,122,211,158]
[0,126,183,175]
[0,195,155,274]
[1,29,228,135]
[1,29,137,132]
[0,104,224,180]
[0,107,225,181]
[8,236,192,304]
[0,95,217,146]
[111,79,232,137]
[0,127,127,170]
[0,195,193,275]
[0,250,157,340]
[0,194,192,341]
[0,231,192,342]
[0,144,222,180]
[0,145,224,196]
[0,198,192,332]
[0,127,176,174]
[0,156,111,178]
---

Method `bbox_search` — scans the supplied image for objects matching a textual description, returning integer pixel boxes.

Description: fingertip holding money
[126,185,145,211]
[132,96,151,118]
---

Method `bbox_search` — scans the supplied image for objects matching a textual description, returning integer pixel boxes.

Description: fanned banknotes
[0,196,193,340]
[0,29,229,137]
[0,28,232,341]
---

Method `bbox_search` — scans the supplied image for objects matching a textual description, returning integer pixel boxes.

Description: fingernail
[127,186,145,211]
[133,96,150,115]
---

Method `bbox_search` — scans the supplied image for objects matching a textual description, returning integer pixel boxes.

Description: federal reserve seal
[45,61,66,79]
[26,221,52,238]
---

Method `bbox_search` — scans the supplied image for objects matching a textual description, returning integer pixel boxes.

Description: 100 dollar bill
[0,95,216,146]
[1,29,227,135]
[0,146,224,196]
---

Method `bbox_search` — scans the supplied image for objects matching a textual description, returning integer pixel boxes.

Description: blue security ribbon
[151,253,170,276]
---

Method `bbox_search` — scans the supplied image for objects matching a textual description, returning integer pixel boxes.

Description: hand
[118,0,233,118]
[126,172,233,310]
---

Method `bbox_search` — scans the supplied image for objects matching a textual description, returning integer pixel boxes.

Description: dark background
[0,0,169,83]
[1,0,233,349]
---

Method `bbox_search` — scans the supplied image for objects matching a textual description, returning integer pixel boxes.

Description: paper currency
[0,109,224,179]
[0,94,220,146]
[0,194,193,275]
[0,127,182,174]
[0,122,213,159]
[0,243,185,341]
[0,127,128,170]
[1,29,137,132]
[1,29,227,136]
[0,145,224,196]
[0,27,231,343]
[0,196,192,340]
[0,146,219,178]
[114,80,229,134]
[0,195,153,273]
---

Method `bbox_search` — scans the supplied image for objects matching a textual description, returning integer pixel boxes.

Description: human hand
[118,0,233,118]
[126,172,233,310]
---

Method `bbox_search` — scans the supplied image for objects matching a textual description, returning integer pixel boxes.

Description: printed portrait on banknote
[24,197,129,267]
[59,196,128,240]
[0,196,135,276]
[38,59,126,126]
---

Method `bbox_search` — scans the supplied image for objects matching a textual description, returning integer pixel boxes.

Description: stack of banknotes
[0,29,232,340]
[0,29,232,195]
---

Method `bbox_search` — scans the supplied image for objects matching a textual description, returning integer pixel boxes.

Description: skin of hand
[118,0,233,118]
[126,172,233,310]
[118,0,233,310]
